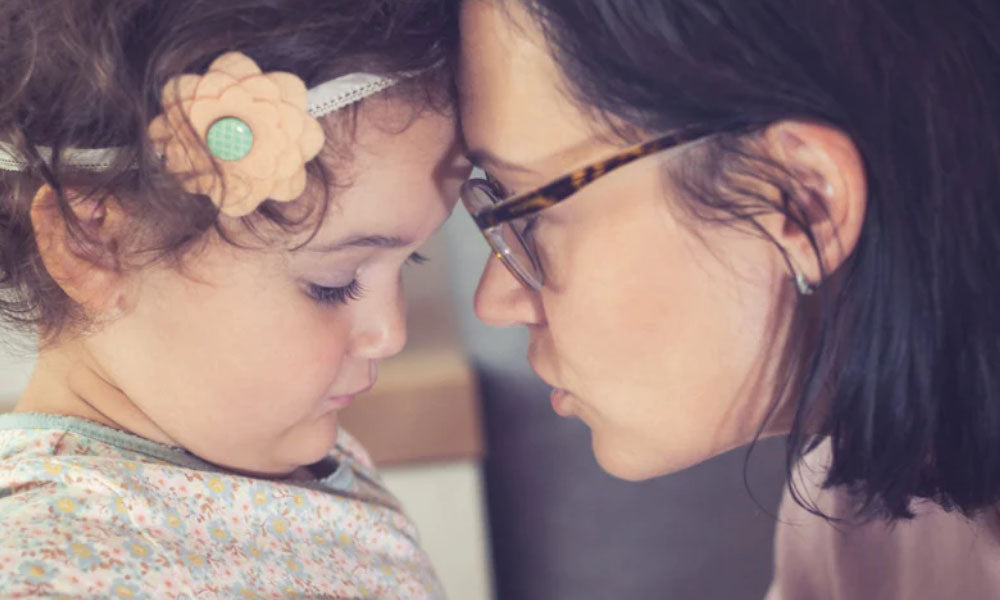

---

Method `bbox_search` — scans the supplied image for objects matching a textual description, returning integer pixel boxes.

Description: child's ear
[30,184,128,315]
[755,120,867,287]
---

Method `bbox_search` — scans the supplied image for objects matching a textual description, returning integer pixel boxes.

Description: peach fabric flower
[148,52,325,217]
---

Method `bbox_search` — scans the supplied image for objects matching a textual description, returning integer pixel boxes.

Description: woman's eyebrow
[305,234,412,253]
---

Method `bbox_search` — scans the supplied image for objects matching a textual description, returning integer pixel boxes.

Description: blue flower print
[123,537,154,561]
[205,519,233,545]
[161,509,186,535]
[109,578,150,599]
[240,540,272,562]
[267,515,291,537]
[68,541,101,570]
[180,551,212,581]
[20,561,57,584]
[203,475,236,501]
[119,459,145,478]
[51,496,80,515]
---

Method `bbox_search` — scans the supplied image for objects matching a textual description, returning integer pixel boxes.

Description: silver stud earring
[794,270,815,295]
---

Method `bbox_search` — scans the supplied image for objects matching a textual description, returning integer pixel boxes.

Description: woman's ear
[30,184,128,315]
[757,120,867,287]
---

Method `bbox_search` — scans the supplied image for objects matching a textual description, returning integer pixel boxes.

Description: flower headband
[0,52,398,217]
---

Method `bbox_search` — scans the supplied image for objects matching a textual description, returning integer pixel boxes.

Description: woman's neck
[15,341,177,446]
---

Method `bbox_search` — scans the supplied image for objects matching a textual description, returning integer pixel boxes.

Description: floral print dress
[0,413,444,599]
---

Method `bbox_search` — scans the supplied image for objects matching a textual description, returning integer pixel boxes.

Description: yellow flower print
[21,561,56,583]
[114,496,128,515]
[54,498,76,513]
[239,589,258,599]
[166,513,181,528]
[292,493,305,507]
[207,477,226,493]
[130,543,148,558]
[44,461,63,475]
[110,579,142,598]
[271,517,288,535]
[212,526,228,541]
[71,544,91,558]
[253,491,268,505]
[186,553,205,567]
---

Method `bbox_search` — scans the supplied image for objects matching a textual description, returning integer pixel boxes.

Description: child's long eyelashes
[308,279,366,305]
[307,252,428,306]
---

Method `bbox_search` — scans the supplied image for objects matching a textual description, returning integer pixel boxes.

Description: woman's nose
[473,254,544,328]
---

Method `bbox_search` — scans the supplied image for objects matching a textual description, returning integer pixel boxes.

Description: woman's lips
[528,356,574,416]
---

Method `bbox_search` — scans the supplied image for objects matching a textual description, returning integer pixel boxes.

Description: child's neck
[15,341,177,446]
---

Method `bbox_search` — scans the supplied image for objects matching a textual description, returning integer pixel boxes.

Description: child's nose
[351,287,408,360]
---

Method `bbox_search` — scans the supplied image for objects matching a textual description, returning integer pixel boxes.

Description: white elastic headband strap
[0,72,397,173]
[307,73,396,119]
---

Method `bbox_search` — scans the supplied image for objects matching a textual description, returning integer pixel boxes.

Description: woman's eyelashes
[484,170,512,199]
[307,252,428,306]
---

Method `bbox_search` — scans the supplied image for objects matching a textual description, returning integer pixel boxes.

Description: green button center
[206,117,253,161]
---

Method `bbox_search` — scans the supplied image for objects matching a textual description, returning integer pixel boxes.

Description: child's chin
[294,416,342,464]
[236,415,342,476]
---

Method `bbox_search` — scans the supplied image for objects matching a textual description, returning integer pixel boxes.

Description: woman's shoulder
[769,440,1000,600]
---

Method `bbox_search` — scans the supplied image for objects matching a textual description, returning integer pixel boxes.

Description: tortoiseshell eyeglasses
[460,122,751,290]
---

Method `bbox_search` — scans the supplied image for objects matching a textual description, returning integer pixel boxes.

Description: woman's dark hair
[517,0,1000,520]
[0,0,456,341]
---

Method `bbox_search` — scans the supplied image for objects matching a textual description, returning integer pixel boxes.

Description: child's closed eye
[307,280,366,305]
[307,253,427,306]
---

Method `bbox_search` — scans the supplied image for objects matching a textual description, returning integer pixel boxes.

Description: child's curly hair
[0,0,456,342]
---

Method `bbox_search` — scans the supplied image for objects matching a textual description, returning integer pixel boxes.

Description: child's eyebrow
[304,234,412,253]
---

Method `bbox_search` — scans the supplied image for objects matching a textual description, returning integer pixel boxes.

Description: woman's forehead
[459,0,596,171]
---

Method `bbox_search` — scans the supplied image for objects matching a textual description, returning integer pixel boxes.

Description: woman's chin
[590,430,709,481]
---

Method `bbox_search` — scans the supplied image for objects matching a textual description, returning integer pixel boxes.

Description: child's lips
[324,395,355,410]
[323,382,374,411]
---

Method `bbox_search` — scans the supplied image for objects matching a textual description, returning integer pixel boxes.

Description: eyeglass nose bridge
[484,223,545,291]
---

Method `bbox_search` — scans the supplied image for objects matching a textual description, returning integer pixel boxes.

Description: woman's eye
[521,216,539,238]
[407,252,429,265]
[483,170,511,199]
[307,280,366,305]
[518,216,542,256]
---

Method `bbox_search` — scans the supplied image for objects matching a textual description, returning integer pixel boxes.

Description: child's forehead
[303,106,459,243]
